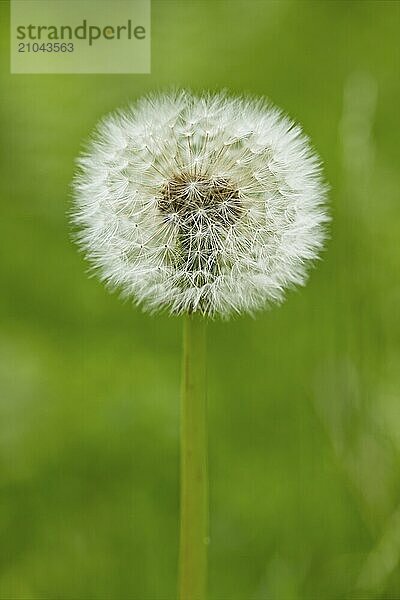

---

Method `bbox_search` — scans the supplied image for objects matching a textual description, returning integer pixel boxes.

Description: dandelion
[72,90,328,318]
[72,90,328,600]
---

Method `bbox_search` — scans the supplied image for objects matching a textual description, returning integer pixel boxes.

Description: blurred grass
[0,1,400,598]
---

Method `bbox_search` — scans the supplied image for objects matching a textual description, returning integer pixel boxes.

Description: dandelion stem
[179,313,208,600]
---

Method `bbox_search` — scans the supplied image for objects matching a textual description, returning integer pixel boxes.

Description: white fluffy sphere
[72,91,328,317]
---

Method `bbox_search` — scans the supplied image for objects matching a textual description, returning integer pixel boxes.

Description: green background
[1,1,399,598]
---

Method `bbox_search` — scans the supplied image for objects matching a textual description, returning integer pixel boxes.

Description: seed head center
[158,172,242,226]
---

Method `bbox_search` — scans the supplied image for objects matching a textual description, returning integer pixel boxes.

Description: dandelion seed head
[72,90,329,317]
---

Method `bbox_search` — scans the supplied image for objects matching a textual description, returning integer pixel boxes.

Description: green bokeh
[1,1,399,598]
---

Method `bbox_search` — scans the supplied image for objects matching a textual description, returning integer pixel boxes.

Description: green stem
[179,313,208,600]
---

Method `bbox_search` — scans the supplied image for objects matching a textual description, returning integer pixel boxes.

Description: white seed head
[72,90,328,317]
